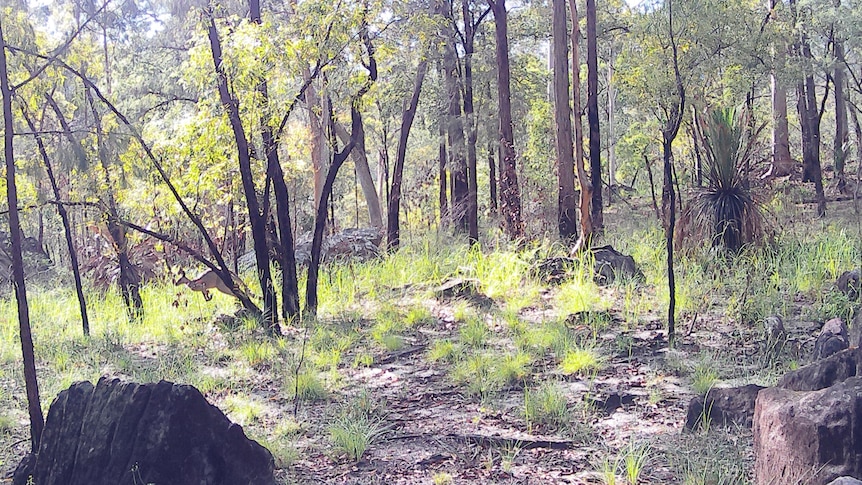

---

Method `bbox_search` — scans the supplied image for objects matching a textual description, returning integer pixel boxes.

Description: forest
[1,0,862,483]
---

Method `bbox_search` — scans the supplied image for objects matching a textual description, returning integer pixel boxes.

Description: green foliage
[560,347,604,375]
[681,107,765,253]
[329,405,384,462]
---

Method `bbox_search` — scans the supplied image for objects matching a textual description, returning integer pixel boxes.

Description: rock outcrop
[13,377,275,485]
[754,377,862,485]
[685,384,765,431]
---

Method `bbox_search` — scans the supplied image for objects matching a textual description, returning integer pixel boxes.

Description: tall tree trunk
[22,109,90,336]
[441,16,469,234]
[770,75,794,176]
[438,110,449,226]
[0,20,44,451]
[387,60,428,251]
[553,0,577,241]
[569,0,592,251]
[334,120,383,228]
[834,26,847,192]
[586,0,603,232]
[461,0,481,245]
[608,60,616,199]
[250,0,299,321]
[490,0,523,239]
[207,11,278,333]
[88,91,143,319]
[488,142,498,212]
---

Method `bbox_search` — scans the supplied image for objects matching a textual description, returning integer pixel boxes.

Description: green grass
[459,316,490,348]
[286,369,328,401]
[560,346,603,375]
[329,410,384,462]
[524,381,569,430]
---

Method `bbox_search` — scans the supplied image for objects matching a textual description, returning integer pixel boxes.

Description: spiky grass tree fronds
[682,107,766,253]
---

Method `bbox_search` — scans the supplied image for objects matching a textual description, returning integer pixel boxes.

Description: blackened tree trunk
[387,60,428,251]
[662,0,685,348]
[22,109,90,336]
[441,19,469,234]
[461,0,484,245]
[207,12,278,333]
[250,0,299,321]
[0,20,43,451]
[488,143,497,212]
[569,0,592,251]
[586,0,603,232]
[552,0,577,241]
[489,0,523,239]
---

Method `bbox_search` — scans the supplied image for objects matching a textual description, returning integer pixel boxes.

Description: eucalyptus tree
[488,0,524,238]
[0,13,44,452]
[586,0,603,232]
[553,0,576,241]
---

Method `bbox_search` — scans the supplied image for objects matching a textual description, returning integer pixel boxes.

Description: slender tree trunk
[488,143,498,212]
[207,11,278,332]
[490,0,523,238]
[834,29,847,192]
[608,60,616,197]
[88,91,143,319]
[22,110,90,336]
[569,0,592,251]
[387,60,428,250]
[0,20,43,451]
[441,19,469,234]
[334,120,382,228]
[250,0,299,321]
[553,0,577,241]
[438,111,449,226]
[462,0,480,245]
[586,0,603,232]
[770,74,794,176]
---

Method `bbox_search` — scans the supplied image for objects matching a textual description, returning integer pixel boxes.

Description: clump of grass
[560,346,603,375]
[287,370,327,401]
[452,353,500,400]
[554,277,604,317]
[329,411,384,462]
[623,441,652,485]
[460,316,490,348]
[428,339,460,363]
[432,472,454,485]
[222,394,265,426]
[405,305,435,326]
[523,381,569,430]
[691,363,719,395]
[238,340,276,368]
[498,351,532,386]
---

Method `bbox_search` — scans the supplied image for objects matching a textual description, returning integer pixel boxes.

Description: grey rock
[685,384,765,430]
[814,318,850,360]
[778,347,862,391]
[837,269,861,300]
[826,478,862,485]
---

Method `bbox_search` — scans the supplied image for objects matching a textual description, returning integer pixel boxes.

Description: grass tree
[683,107,765,253]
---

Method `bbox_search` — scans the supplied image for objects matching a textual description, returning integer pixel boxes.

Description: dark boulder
[685,384,765,431]
[837,269,861,300]
[814,318,850,360]
[827,478,862,485]
[14,377,275,485]
[777,347,862,392]
[588,245,643,285]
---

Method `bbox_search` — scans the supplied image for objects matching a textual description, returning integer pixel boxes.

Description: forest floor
[0,193,858,484]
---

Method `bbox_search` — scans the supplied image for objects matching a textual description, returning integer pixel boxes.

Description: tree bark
[833,22,847,192]
[22,108,90,336]
[488,142,497,212]
[334,120,383,228]
[440,13,469,234]
[586,0,603,232]
[250,0,300,321]
[461,0,482,245]
[0,20,44,451]
[387,60,428,251]
[552,0,577,241]
[569,0,592,251]
[87,91,143,319]
[207,11,278,332]
[770,74,794,176]
[489,0,523,239]
[438,107,449,227]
